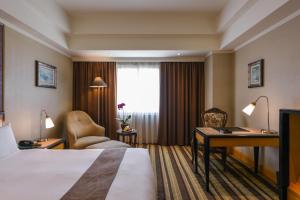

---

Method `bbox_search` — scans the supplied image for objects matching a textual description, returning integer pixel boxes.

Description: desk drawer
[209,138,279,147]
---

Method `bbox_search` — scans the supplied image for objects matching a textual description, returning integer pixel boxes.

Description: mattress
[0,148,156,200]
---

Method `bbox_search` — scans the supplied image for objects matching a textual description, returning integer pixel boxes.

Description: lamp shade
[242,103,256,116]
[90,77,107,88]
[45,117,54,129]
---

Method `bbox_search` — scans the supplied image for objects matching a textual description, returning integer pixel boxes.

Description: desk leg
[222,147,227,171]
[134,134,137,146]
[193,130,198,174]
[204,137,210,192]
[191,131,194,165]
[280,188,288,200]
[254,147,259,173]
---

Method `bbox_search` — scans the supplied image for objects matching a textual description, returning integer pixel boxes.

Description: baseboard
[230,149,277,183]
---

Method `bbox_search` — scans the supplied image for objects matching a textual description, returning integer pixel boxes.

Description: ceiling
[4,0,296,59]
[71,50,207,58]
[55,0,228,14]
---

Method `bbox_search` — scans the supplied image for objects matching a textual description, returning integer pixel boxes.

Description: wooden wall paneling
[290,114,300,182]
[289,114,300,199]
[279,109,300,200]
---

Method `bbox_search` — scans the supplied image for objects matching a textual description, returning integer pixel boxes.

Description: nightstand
[37,138,65,149]
[116,129,137,146]
[18,138,65,150]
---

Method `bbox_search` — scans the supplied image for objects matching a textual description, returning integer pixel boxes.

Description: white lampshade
[45,117,54,129]
[242,103,256,116]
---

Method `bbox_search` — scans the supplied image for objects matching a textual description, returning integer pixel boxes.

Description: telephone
[18,140,41,149]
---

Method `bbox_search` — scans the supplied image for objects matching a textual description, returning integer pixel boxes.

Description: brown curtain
[73,62,117,139]
[158,62,205,145]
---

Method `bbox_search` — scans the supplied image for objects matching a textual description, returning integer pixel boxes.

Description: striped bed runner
[138,145,279,200]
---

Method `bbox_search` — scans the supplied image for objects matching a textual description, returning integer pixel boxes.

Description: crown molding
[70,33,220,39]
[218,0,257,33]
[220,0,292,50]
[205,50,234,58]
[72,56,205,62]
[0,17,71,57]
[234,8,300,51]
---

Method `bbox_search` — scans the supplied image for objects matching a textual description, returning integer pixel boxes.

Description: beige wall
[71,12,217,35]
[234,15,300,177]
[205,53,234,125]
[205,55,213,110]
[69,12,219,52]
[4,27,73,141]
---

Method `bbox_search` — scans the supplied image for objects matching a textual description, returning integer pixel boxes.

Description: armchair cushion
[73,136,110,149]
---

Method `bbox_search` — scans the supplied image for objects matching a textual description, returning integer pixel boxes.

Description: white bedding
[0,148,156,200]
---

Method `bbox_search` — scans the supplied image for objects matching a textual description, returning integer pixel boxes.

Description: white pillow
[0,123,19,159]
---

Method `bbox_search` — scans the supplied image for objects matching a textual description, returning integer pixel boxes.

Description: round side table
[116,129,137,146]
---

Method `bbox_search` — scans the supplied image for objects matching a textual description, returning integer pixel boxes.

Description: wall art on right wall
[248,59,264,88]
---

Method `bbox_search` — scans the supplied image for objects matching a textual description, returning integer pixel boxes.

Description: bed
[0,124,156,200]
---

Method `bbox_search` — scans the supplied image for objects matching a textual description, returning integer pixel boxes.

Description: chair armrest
[93,123,106,137]
[66,129,77,149]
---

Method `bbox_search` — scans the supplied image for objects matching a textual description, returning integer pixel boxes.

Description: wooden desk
[193,127,279,192]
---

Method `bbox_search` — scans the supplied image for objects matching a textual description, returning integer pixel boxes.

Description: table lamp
[38,109,55,142]
[89,77,107,124]
[242,96,271,133]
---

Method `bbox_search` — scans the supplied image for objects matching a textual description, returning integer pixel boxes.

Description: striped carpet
[139,145,279,200]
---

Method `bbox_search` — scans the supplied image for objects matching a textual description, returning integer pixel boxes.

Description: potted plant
[116,103,131,131]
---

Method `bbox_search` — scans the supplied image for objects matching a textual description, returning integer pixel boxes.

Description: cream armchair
[66,111,110,149]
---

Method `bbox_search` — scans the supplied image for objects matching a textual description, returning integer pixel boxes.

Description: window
[116,62,160,143]
[117,62,160,113]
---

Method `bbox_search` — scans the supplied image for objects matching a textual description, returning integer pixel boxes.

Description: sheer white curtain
[117,62,160,144]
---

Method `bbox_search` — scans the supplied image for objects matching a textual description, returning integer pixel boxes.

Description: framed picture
[248,59,264,88]
[35,61,57,88]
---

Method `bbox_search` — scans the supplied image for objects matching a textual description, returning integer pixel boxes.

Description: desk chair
[193,107,228,170]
